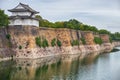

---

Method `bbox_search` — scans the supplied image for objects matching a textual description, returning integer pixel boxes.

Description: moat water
[0,47,120,80]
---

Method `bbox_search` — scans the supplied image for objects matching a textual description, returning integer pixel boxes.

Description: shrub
[19,45,22,49]
[42,38,49,48]
[71,40,79,46]
[109,37,112,43]
[35,37,49,48]
[57,39,62,47]
[6,34,11,40]
[51,38,56,47]
[35,37,42,47]
[81,38,86,45]
[94,37,103,45]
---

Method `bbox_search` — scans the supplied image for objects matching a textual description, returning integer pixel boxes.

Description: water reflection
[0,49,120,80]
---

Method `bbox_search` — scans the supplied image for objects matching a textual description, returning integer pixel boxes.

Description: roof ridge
[8,3,39,14]
[19,3,38,13]
[19,3,28,6]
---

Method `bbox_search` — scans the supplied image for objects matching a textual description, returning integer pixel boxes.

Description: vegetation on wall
[57,39,62,47]
[35,37,62,48]
[94,37,103,45]
[35,37,42,47]
[51,38,56,47]
[71,40,80,46]
[6,34,11,40]
[19,45,22,49]
[6,34,12,47]
[42,38,49,48]
[81,38,86,45]
[0,9,9,27]
[35,37,49,48]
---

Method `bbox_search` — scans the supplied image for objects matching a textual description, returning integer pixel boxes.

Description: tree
[54,22,64,28]
[110,32,120,41]
[99,29,110,34]
[0,9,9,27]
[89,26,98,32]
[67,19,81,29]
[35,15,43,20]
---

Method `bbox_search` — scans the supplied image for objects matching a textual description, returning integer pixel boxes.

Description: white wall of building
[9,19,39,27]
[12,12,32,16]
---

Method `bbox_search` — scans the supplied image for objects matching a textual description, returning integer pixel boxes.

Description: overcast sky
[0,0,120,33]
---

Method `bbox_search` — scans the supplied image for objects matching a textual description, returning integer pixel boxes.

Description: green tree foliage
[35,15,43,20]
[99,29,110,34]
[94,37,103,45]
[54,22,64,28]
[88,26,98,32]
[110,32,120,41]
[57,39,62,47]
[71,40,80,46]
[35,15,54,27]
[81,38,86,45]
[40,19,54,28]
[66,19,82,29]
[0,9,9,27]
[51,38,56,47]
[37,16,99,32]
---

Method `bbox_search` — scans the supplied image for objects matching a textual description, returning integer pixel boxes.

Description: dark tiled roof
[9,15,39,21]
[8,3,39,14]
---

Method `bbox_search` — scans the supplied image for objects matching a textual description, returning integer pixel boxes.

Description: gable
[8,3,39,14]
[15,4,25,9]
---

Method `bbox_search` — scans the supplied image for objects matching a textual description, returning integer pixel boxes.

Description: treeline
[111,32,120,41]
[35,15,112,34]
[36,15,98,32]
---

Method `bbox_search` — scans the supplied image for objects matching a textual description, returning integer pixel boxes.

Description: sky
[0,0,120,33]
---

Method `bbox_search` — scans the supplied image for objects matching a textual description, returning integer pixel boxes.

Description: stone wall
[7,26,83,48]
[0,28,8,48]
[81,31,95,45]
[0,26,119,59]
[100,34,110,43]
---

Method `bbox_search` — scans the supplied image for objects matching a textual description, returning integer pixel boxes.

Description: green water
[0,47,120,80]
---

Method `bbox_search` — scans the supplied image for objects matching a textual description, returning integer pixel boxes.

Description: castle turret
[8,3,39,27]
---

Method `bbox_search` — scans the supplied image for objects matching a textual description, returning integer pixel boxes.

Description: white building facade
[8,3,39,27]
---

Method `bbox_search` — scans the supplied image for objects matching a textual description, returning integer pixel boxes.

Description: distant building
[8,3,39,27]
